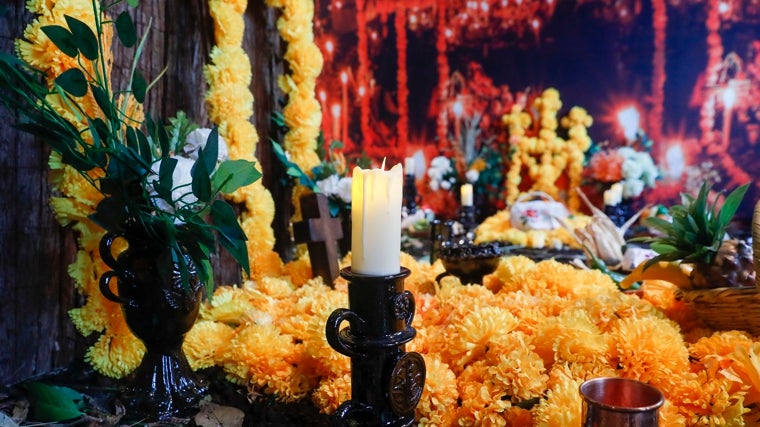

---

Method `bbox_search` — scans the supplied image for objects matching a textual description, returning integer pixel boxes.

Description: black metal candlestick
[326,267,426,426]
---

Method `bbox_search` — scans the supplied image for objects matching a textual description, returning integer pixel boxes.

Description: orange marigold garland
[264,0,323,173]
[205,0,283,280]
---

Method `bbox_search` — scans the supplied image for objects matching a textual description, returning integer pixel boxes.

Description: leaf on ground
[23,382,83,422]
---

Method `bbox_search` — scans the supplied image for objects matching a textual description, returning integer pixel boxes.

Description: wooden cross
[293,192,344,286]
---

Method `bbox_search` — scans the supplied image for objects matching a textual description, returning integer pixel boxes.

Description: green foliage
[0,0,260,292]
[637,181,749,267]
[168,111,199,152]
[24,382,84,422]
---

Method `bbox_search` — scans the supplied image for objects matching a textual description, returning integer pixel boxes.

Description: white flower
[316,174,340,197]
[621,158,643,180]
[427,168,443,182]
[465,169,479,183]
[427,155,455,192]
[336,177,352,203]
[147,156,198,217]
[183,128,229,162]
[622,178,645,199]
[430,155,452,172]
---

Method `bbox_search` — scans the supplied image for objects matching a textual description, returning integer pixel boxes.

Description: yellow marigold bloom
[184,320,235,370]
[282,257,314,287]
[205,46,252,88]
[668,371,747,425]
[725,342,760,405]
[574,291,662,333]
[219,0,247,14]
[456,363,511,426]
[85,324,144,379]
[534,308,609,368]
[611,316,690,392]
[250,276,294,299]
[485,336,548,402]
[505,407,533,426]
[205,84,255,125]
[442,306,518,373]
[416,355,458,427]
[300,311,350,378]
[403,253,444,295]
[546,362,617,389]
[281,0,312,21]
[209,1,245,46]
[311,374,351,415]
[68,298,108,336]
[640,280,705,333]
[222,121,258,165]
[690,331,753,377]
[532,374,582,427]
[66,251,94,292]
[658,400,687,427]
[285,42,323,85]
[200,286,263,325]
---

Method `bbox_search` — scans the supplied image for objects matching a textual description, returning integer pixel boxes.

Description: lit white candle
[461,183,473,206]
[351,162,403,275]
[404,157,415,176]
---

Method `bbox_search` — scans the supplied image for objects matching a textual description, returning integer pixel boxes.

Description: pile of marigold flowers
[183,253,760,426]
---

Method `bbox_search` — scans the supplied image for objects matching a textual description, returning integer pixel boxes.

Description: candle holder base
[326,267,425,427]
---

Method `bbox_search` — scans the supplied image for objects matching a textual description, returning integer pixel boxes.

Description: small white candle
[461,183,473,207]
[603,189,616,206]
[351,162,403,275]
[611,183,623,204]
[404,157,415,176]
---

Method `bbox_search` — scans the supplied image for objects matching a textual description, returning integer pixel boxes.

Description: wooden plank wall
[0,0,289,386]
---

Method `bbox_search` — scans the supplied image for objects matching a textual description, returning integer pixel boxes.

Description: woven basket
[675,200,760,335]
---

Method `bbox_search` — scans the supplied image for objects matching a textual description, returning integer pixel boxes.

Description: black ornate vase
[98,230,208,421]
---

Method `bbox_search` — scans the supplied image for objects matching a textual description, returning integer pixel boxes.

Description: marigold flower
[184,320,235,370]
[416,355,458,426]
[611,316,691,392]
[311,374,350,415]
[85,322,144,378]
[532,374,583,427]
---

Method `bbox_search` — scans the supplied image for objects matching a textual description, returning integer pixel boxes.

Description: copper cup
[580,377,664,427]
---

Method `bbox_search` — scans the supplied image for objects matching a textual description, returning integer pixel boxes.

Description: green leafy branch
[0,0,261,293]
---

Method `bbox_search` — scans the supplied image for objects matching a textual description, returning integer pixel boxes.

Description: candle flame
[381,157,387,170]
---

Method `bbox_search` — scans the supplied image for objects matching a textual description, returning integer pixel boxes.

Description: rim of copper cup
[580,377,665,413]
